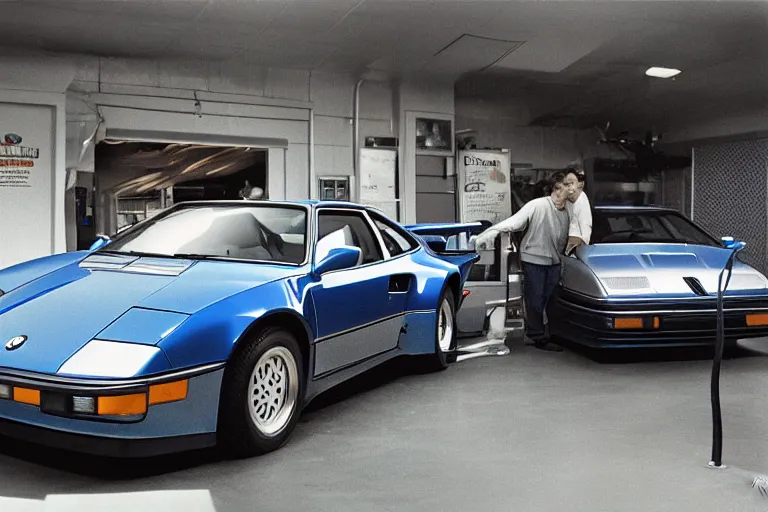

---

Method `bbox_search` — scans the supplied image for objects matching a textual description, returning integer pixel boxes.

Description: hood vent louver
[683,276,708,296]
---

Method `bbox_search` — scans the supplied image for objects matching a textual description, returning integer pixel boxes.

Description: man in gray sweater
[474,171,573,351]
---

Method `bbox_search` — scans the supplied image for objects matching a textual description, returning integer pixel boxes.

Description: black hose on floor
[710,245,742,468]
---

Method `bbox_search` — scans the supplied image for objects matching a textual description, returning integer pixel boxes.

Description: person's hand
[474,230,497,250]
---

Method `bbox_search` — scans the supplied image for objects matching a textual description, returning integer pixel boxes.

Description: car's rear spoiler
[405,222,487,287]
[404,221,489,238]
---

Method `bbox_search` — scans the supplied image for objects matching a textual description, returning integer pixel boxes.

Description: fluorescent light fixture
[646,67,681,79]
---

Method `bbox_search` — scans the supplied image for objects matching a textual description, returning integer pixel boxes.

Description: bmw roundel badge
[5,336,27,351]
[3,133,22,145]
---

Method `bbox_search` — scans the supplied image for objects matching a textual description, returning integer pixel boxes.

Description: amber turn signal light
[614,317,643,329]
[149,380,189,405]
[97,393,147,416]
[13,387,40,406]
[613,316,660,330]
[746,313,768,326]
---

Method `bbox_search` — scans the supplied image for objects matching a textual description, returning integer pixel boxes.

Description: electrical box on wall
[365,136,398,149]
[318,177,350,201]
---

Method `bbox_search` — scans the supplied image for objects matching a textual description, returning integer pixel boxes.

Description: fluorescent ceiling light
[646,67,681,79]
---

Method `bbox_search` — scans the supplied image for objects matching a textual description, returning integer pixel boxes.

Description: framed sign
[0,103,54,269]
[415,117,452,154]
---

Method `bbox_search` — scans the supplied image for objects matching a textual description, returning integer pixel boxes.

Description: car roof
[593,205,678,214]
[170,199,368,209]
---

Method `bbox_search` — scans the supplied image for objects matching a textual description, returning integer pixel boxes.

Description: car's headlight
[58,339,170,378]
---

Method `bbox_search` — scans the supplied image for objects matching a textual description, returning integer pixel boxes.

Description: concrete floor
[2,339,768,511]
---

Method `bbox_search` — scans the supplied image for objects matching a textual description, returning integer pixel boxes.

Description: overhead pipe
[309,108,315,200]
[353,78,365,203]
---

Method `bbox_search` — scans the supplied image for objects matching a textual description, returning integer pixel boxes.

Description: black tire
[217,327,305,458]
[424,288,457,372]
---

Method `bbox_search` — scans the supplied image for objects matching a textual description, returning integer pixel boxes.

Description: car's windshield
[592,210,720,247]
[101,205,308,264]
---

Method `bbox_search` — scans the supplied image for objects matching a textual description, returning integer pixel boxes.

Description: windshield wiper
[98,250,172,258]
[172,253,222,260]
[99,250,227,261]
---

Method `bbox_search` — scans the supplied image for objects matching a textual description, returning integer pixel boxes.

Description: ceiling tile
[177,23,258,49]
[493,34,608,73]
[316,50,379,72]
[196,0,287,25]
[269,0,362,32]
[241,46,336,70]
[23,0,125,14]
[112,0,210,22]
[432,34,523,73]
[167,45,243,61]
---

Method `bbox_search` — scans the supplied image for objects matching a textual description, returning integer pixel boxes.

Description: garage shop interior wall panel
[68,57,398,200]
[312,75,395,197]
[455,105,595,169]
[0,103,55,269]
[660,168,691,216]
[398,80,456,223]
[692,139,768,273]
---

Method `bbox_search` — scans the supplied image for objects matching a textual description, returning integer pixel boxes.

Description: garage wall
[67,56,397,201]
[311,73,395,198]
[398,78,456,224]
[692,138,768,273]
[455,98,595,169]
[0,50,72,269]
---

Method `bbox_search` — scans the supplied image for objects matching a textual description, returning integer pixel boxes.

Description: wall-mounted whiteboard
[359,147,399,220]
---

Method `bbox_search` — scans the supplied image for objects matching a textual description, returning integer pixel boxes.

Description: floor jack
[455,299,513,362]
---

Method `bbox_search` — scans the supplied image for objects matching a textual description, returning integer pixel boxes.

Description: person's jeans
[522,262,561,341]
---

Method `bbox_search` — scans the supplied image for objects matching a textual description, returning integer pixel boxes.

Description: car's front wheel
[218,327,305,458]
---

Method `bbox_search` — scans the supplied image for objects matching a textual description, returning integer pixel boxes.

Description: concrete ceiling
[2,0,767,130]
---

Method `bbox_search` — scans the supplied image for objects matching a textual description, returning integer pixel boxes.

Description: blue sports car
[0,200,479,458]
[547,206,768,350]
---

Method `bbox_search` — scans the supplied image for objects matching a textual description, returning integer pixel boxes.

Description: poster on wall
[458,149,511,224]
[359,148,399,220]
[0,103,54,270]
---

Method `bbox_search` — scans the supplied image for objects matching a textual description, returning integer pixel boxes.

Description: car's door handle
[388,274,412,293]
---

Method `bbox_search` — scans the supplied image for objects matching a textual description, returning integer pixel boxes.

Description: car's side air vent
[683,276,709,296]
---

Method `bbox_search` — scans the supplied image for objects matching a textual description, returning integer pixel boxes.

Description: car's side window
[316,211,384,266]
[368,212,419,258]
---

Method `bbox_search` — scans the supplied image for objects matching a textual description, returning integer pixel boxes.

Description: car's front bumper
[550,289,768,348]
[0,363,224,457]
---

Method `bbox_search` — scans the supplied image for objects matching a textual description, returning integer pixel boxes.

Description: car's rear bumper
[0,363,224,457]
[550,289,768,348]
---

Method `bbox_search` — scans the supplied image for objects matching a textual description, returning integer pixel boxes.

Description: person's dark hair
[564,167,585,183]
[548,170,567,190]
[540,171,567,195]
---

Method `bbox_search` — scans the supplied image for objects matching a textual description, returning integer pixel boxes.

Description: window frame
[96,201,312,266]
[591,209,722,247]
[366,210,421,260]
[313,207,388,268]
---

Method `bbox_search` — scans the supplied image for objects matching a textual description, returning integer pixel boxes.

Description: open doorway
[79,141,267,249]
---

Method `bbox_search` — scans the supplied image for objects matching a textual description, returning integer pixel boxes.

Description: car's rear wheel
[218,327,304,458]
[424,289,457,372]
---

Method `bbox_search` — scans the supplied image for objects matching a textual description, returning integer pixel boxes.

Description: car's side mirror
[312,246,362,277]
[89,234,112,251]
[721,236,746,251]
